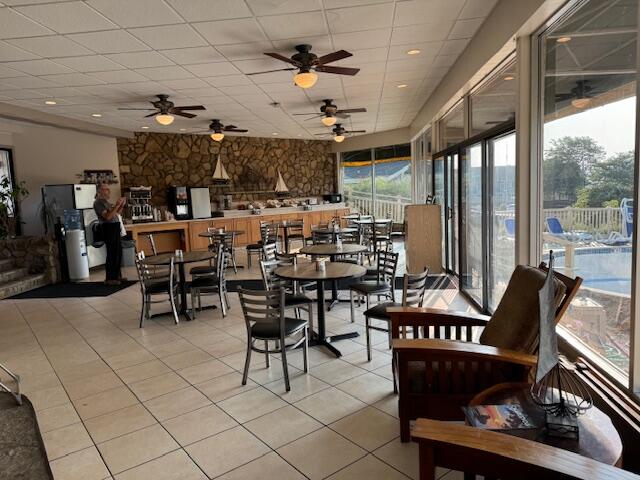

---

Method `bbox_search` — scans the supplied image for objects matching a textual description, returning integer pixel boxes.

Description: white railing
[344,191,411,223]
[346,191,624,235]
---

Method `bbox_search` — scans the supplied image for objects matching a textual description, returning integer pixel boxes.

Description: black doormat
[9,281,137,299]
[226,275,456,292]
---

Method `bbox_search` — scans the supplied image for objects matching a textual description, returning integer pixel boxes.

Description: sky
[544,96,636,157]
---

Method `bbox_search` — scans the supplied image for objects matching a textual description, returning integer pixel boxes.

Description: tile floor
[0,254,475,480]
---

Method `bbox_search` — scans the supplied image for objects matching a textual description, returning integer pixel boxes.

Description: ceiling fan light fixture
[155,113,174,126]
[211,132,224,142]
[571,97,591,109]
[321,115,337,127]
[334,135,345,143]
[294,71,318,89]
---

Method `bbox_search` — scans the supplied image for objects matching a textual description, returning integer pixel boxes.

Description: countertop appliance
[167,186,190,220]
[126,186,153,223]
[323,193,342,203]
[42,183,106,269]
[189,187,212,219]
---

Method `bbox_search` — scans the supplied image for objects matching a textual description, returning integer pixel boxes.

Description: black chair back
[402,268,430,307]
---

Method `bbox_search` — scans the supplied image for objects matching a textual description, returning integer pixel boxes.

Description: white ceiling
[0,0,498,139]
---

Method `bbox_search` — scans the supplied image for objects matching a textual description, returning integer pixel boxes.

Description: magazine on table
[463,404,536,430]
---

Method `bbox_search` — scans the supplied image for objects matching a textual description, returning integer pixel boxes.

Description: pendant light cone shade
[211,132,224,142]
[321,115,337,127]
[334,135,345,143]
[275,170,289,193]
[155,114,174,125]
[294,71,318,89]
[571,98,591,109]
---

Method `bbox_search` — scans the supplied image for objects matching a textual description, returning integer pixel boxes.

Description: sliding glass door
[434,157,446,269]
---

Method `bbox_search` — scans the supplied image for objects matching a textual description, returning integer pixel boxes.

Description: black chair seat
[285,293,313,307]
[364,301,401,320]
[190,276,220,288]
[288,233,305,239]
[146,280,170,294]
[190,265,216,276]
[251,317,307,339]
[350,280,392,295]
[246,243,262,251]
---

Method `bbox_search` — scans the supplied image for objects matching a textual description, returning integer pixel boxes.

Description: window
[413,128,432,203]
[537,0,637,378]
[341,143,411,223]
[471,60,517,136]
[440,103,465,148]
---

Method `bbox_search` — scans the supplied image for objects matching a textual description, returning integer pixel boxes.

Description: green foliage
[582,151,634,207]
[0,176,29,239]
[544,136,605,204]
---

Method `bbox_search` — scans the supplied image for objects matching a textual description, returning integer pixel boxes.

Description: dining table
[299,243,368,310]
[198,230,245,269]
[274,261,366,357]
[145,251,217,321]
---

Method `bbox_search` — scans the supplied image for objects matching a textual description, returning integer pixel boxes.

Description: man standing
[94,183,126,285]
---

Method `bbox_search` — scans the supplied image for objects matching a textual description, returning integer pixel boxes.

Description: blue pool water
[545,246,631,295]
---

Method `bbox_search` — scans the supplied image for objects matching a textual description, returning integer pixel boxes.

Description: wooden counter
[126,205,351,255]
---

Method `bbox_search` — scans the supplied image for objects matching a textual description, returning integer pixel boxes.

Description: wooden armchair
[412,418,637,480]
[389,263,581,442]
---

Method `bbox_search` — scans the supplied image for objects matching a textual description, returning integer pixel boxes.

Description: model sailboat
[212,155,230,184]
[274,170,289,194]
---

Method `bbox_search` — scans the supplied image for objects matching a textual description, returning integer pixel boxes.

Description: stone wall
[0,236,59,283]
[117,133,336,205]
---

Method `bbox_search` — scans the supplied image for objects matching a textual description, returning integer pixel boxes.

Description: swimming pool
[544,246,632,295]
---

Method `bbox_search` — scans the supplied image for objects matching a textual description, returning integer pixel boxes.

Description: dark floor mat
[9,281,137,299]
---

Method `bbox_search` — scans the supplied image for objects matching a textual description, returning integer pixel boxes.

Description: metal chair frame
[135,252,180,327]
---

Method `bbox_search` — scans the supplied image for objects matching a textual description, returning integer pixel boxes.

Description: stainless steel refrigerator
[42,184,107,269]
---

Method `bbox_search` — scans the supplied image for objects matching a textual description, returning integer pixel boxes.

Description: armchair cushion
[479,265,566,354]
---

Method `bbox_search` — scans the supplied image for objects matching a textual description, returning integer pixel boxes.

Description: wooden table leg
[418,443,436,480]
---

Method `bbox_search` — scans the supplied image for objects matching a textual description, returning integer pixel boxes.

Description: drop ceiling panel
[0,0,496,139]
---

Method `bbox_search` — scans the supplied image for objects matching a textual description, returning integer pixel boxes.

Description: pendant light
[211,132,224,142]
[334,135,345,143]
[155,114,174,126]
[321,115,337,127]
[294,71,318,89]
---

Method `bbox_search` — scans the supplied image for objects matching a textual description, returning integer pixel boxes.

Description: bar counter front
[127,203,350,256]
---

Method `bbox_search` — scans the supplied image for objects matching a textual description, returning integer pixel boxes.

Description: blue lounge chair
[545,216,593,242]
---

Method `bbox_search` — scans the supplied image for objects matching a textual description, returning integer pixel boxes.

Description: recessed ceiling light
[141,126,149,129]
[556,36,572,43]
[91,113,102,117]
[45,100,57,105]
[406,49,421,55]
[397,84,408,89]
[272,132,279,135]
[179,128,186,131]
[503,75,515,81]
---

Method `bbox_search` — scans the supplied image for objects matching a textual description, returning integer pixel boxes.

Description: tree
[578,151,634,207]
[0,176,29,239]
[543,136,606,205]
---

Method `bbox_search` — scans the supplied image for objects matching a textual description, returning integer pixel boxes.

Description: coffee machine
[167,186,190,220]
[126,186,154,223]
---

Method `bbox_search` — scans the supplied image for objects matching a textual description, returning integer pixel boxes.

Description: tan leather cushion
[479,265,566,354]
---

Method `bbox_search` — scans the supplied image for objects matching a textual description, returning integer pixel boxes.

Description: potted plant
[0,177,29,239]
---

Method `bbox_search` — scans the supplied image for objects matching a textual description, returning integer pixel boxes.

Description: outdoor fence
[346,190,624,235]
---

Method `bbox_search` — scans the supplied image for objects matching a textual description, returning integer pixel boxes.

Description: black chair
[285,219,305,251]
[190,238,221,277]
[374,219,393,252]
[349,251,399,324]
[364,268,429,360]
[135,252,179,327]
[189,244,230,317]
[260,258,314,332]
[238,288,309,392]
[247,222,278,268]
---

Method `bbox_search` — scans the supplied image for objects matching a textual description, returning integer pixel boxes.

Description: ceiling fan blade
[317,50,352,65]
[144,112,158,118]
[336,107,366,114]
[335,113,350,119]
[315,65,360,76]
[173,111,197,118]
[173,105,205,111]
[264,52,300,66]
[223,125,237,131]
[303,115,324,121]
[246,68,297,76]
[292,112,321,116]
[226,129,248,133]
[314,133,331,136]
[118,107,155,110]
[346,130,366,134]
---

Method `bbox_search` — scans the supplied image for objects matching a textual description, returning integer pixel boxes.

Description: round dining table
[275,261,366,357]
[300,243,368,309]
[198,230,246,269]
[145,251,217,321]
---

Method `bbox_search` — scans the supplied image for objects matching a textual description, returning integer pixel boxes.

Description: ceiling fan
[118,94,205,125]
[196,119,248,142]
[294,99,367,126]
[316,123,366,143]
[555,80,598,109]
[246,44,360,89]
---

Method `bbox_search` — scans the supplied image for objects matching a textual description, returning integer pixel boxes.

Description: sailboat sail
[274,170,289,193]
[212,155,230,182]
